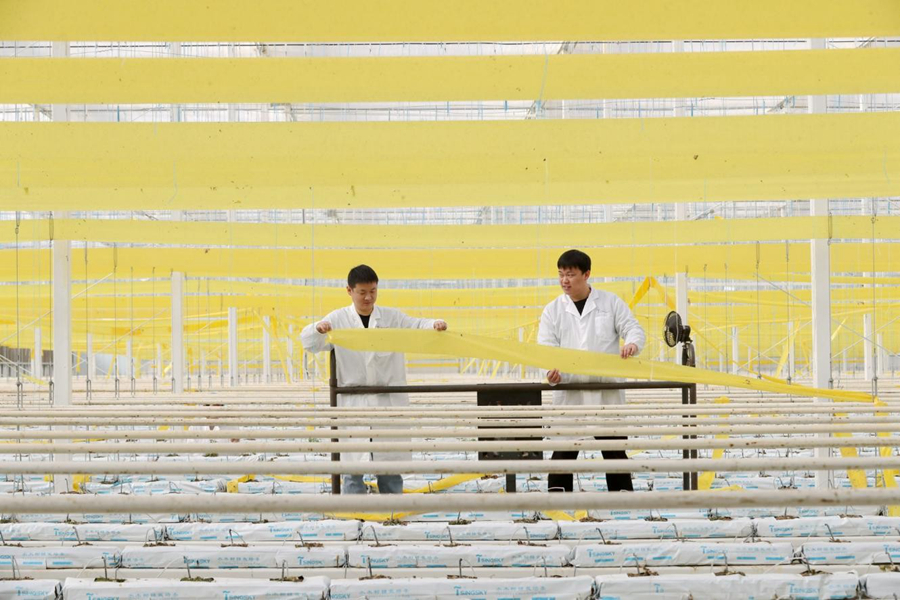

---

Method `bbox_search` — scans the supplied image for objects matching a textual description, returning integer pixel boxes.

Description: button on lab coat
[301,304,437,463]
[537,288,646,407]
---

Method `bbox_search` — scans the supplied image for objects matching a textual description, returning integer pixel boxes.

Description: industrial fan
[663,310,696,367]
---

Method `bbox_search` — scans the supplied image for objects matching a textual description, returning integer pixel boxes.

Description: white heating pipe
[0,488,897,514]
[0,424,899,438]
[3,456,900,476]
[1,415,898,427]
[1,436,898,455]
[4,404,897,417]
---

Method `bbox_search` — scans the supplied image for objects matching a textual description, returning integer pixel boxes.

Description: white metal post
[262,316,272,383]
[125,338,133,381]
[171,272,184,394]
[672,40,689,366]
[864,313,875,382]
[787,320,796,382]
[87,333,95,379]
[287,323,295,381]
[228,307,239,386]
[50,41,72,495]
[732,328,740,375]
[809,38,832,489]
[33,327,42,379]
[52,238,72,406]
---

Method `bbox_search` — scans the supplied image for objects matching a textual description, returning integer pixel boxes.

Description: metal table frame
[328,351,698,494]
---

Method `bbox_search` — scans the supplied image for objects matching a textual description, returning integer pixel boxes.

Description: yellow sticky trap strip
[7,50,900,104]
[2,113,900,210]
[542,510,577,522]
[835,430,869,490]
[5,1,900,42]
[328,511,415,522]
[709,485,746,492]
[43,473,92,492]
[328,329,873,403]
[405,473,487,494]
[270,475,330,484]
[225,474,256,493]
[5,241,900,282]
[874,399,900,516]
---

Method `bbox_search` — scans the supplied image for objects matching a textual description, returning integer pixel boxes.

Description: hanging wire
[703,264,708,370]
[220,294,225,387]
[113,243,119,399]
[206,278,212,389]
[14,212,23,409]
[84,244,91,402]
[870,199,879,398]
[754,242,763,378]
[130,266,135,396]
[724,262,730,375]
[775,240,794,383]
[152,266,157,394]
[47,213,54,406]
[785,240,793,386]
[196,277,203,391]
[171,268,178,394]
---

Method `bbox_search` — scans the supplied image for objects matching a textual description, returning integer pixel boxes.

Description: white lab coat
[301,304,437,463]
[537,288,646,407]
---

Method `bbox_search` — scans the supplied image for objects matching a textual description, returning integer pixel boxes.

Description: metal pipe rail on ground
[1,488,899,515]
[2,424,900,439]
[3,435,900,455]
[5,456,900,476]
[0,403,893,413]
[61,395,894,407]
[9,404,900,416]
[4,416,900,428]
[328,350,699,493]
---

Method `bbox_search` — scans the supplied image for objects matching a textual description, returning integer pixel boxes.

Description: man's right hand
[547,369,562,384]
[315,321,332,334]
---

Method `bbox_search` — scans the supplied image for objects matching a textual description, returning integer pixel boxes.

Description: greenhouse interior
[1,2,900,598]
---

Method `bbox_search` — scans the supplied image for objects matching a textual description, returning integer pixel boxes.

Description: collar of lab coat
[564,288,598,318]
[348,303,381,328]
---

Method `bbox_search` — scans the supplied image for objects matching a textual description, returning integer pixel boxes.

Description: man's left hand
[620,343,638,359]
[433,320,448,331]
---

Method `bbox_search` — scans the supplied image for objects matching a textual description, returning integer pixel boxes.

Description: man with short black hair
[301,265,447,494]
[538,249,646,493]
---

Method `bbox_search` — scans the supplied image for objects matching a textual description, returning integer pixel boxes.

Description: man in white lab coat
[301,265,448,494]
[537,249,646,493]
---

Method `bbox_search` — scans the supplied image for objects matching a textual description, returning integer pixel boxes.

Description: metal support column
[262,316,272,383]
[228,307,239,387]
[171,271,184,394]
[809,38,832,490]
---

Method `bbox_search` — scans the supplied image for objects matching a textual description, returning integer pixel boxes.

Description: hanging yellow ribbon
[327,329,873,403]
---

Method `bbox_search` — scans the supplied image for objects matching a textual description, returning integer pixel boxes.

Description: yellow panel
[1,216,899,248]
[2,1,898,42]
[4,49,900,104]
[1,242,898,281]
[328,329,872,402]
[1,114,898,209]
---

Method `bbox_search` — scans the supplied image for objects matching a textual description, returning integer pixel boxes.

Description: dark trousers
[548,436,633,493]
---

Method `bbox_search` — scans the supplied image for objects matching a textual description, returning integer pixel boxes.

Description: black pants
[548,436,633,493]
